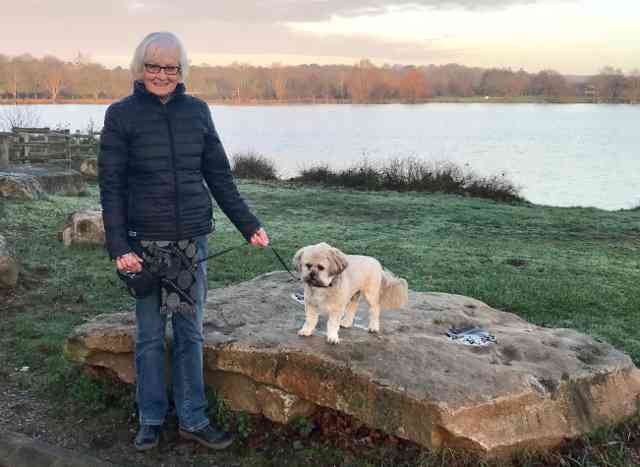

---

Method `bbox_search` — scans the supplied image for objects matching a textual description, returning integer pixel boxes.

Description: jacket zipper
[163,103,182,239]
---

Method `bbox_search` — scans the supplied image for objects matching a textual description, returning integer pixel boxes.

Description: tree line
[0,54,638,103]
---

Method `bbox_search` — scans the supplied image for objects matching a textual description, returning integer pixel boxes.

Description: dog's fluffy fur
[292,242,409,344]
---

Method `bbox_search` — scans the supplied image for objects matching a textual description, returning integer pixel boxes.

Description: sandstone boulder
[64,272,640,457]
[70,157,98,181]
[0,234,19,289]
[0,172,46,200]
[59,209,105,247]
[1,164,86,197]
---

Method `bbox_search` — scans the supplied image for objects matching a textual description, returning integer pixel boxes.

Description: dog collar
[309,281,333,288]
[308,277,335,288]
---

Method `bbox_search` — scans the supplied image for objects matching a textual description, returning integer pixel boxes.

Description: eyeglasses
[144,63,181,76]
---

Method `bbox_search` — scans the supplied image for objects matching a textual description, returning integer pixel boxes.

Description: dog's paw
[298,328,314,337]
[326,335,340,344]
[368,325,380,333]
[339,320,353,328]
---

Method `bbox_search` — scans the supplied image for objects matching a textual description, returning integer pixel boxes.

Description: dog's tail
[380,269,409,310]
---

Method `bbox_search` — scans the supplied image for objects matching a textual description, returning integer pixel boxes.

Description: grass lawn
[1,182,639,466]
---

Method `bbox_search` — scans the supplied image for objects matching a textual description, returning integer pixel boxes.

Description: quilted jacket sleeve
[98,103,131,259]
[200,103,261,242]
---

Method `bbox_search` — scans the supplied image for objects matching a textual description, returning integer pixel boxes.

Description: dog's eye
[305,263,312,269]
[317,265,325,271]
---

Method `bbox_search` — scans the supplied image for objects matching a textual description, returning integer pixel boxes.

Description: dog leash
[195,242,299,281]
[269,245,298,281]
[195,243,246,265]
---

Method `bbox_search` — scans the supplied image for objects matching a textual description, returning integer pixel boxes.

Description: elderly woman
[99,31,269,451]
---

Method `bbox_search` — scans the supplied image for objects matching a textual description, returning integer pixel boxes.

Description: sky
[1,0,639,75]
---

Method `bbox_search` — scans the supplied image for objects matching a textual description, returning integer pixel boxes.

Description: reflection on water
[3,103,638,210]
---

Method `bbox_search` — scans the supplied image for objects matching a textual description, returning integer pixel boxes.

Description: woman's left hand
[250,228,269,247]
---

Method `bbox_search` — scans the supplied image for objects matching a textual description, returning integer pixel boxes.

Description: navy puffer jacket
[99,81,260,259]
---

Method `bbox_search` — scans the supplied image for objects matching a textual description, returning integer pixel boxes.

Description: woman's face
[142,45,181,98]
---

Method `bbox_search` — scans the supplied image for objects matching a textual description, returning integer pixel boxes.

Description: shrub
[464,173,523,203]
[235,411,253,439]
[336,158,381,190]
[231,151,278,181]
[0,106,42,132]
[47,362,135,415]
[297,164,335,184]
[290,416,315,437]
[206,388,231,431]
[294,157,523,203]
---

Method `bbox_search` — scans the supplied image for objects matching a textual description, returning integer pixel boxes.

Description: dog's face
[293,242,348,288]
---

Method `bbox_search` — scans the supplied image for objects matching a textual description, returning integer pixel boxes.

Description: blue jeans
[134,235,210,432]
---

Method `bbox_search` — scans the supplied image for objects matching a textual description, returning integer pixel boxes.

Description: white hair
[130,32,189,81]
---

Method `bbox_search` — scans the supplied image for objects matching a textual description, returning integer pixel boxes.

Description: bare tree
[529,70,568,98]
[270,63,288,100]
[399,67,429,103]
[3,51,635,104]
[589,67,626,102]
[72,62,108,100]
[12,54,45,99]
[0,54,11,97]
[479,68,530,97]
[42,55,66,101]
[623,69,640,104]
[0,106,42,131]
[347,59,377,103]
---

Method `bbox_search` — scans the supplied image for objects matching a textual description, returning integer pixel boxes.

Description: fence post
[66,130,71,170]
[23,132,30,163]
[0,133,10,169]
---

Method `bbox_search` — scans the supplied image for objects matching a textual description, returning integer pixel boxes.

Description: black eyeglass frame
[143,63,182,75]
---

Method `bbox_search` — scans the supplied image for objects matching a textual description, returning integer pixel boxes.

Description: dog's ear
[292,247,305,273]
[328,247,348,276]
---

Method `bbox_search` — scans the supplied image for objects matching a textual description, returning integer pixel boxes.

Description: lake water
[2,103,638,210]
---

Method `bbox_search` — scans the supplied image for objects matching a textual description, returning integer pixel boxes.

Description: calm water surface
[3,103,638,210]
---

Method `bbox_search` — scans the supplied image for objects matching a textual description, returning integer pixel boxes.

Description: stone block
[59,209,105,247]
[64,272,640,457]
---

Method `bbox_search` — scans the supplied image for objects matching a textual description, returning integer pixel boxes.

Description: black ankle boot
[179,424,234,450]
[134,424,162,451]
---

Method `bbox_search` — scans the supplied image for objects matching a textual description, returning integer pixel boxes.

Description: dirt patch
[0,365,424,466]
[1,339,640,467]
[506,258,529,268]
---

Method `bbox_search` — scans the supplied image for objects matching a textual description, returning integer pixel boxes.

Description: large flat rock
[64,272,640,457]
[1,163,86,198]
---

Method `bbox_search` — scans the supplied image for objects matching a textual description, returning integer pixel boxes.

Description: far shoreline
[0,96,607,106]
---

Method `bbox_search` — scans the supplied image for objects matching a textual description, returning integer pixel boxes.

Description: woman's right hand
[116,252,144,273]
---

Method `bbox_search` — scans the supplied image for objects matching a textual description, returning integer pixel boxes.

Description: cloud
[121,0,557,23]
[2,0,474,62]
[189,21,465,63]
[2,0,592,72]
[4,0,563,23]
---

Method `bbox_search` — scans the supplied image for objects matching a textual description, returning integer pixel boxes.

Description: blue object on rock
[291,290,305,305]
[446,326,496,346]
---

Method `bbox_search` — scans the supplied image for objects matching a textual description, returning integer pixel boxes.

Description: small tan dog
[292,242,409,344]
